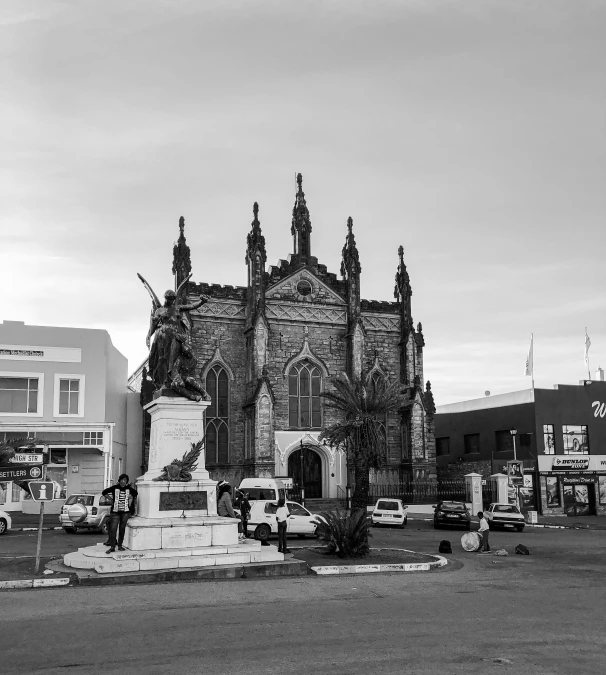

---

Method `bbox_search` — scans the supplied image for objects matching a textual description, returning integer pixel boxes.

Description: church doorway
[288,446,322,499]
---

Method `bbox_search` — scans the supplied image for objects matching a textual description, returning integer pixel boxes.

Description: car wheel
[400,521,406,529]
[63,526,77,534]
[100,520,109,536]
[433,522,440,529]
[0,518,7,535]
[254,524,271,542]
[516,525,524,532]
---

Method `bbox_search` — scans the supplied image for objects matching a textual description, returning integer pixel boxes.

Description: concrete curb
[12,527,64,532]
[310,548,447,576]
[0,577,71,590]
[406,516,588,531]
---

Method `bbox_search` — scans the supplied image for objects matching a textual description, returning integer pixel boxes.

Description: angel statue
[137,272,211,402]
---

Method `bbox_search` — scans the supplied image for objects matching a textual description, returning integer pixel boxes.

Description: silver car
[59,493,112,534]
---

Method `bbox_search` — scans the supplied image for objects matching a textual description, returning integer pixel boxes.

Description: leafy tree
[319,373,404,510]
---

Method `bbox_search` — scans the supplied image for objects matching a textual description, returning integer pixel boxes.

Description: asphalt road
[2,521,605,675]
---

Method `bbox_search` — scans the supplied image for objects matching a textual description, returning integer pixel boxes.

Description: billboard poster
[507,460,524,484]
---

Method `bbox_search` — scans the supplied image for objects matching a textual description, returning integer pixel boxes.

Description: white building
[0,320,140,514]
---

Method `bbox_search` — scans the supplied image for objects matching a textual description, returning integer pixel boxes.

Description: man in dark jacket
[102,474,138,553]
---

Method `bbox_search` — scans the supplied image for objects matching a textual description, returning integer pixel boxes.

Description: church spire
[172,216,191,290]
[341,216,361,278]
[246,202,266,265]
[291,173,312,261]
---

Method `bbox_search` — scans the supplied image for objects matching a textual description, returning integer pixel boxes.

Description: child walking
[477,511,490,553]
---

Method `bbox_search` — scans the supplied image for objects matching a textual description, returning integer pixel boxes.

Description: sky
[1,0,605,405]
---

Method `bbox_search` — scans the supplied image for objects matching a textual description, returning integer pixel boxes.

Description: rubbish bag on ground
[461,532,481,552]
[494,549,508,556]
[515,544,530,555]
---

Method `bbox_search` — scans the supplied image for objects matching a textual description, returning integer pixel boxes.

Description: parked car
[485,503,525,532]
[59,493,112,534]
[247,500,318,541]
[433,501,472,530]
[0,509,12,535]
[371,498,408,528]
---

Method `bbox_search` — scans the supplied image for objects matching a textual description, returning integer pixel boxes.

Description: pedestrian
[235,490,251,539]
[217,481,245,542]
[101,474,138,553]
[477,511,490,553]
[276,497,291,554]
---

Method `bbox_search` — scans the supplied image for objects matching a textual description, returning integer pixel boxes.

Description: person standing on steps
[477,511,491,553]
[102,474,138,553]
[276,497,291,554]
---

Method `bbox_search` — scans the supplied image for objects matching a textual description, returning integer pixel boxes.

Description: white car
[248,500,318,541]
[0,509,12,535]
[371,498,408,528]
[484,503,525,532]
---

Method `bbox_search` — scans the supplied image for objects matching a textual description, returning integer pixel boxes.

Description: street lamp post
[510,427,518,460]
[299,440,305,507]
[509,427,519,508]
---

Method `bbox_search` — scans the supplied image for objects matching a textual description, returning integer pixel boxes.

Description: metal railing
[366,480,467,505]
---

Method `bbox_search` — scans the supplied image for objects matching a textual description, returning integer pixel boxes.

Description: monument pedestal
[64,394,284,574]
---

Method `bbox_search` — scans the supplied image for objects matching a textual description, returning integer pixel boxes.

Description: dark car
[433,501,471,530]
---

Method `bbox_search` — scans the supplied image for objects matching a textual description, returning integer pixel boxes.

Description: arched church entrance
[288,446,323,498]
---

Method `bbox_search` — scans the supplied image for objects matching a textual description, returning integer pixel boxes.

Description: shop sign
[552,457,590,471]
[8,453,44,464]
[562,476,596,484]
[0,464,43,481]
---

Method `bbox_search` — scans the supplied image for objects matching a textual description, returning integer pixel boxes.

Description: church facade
[135,175,436,498]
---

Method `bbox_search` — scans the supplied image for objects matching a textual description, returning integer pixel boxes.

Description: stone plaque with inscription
[159,491,208,511]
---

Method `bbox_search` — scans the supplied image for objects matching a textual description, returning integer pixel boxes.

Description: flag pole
[586,327,590,380]
[531,332,534,390]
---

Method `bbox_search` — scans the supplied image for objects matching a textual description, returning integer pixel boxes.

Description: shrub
[313,508,371,558]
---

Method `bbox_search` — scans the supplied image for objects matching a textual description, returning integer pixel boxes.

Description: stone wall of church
[265,319,347,432]
[363,325,403,467]
[189,310,247,484]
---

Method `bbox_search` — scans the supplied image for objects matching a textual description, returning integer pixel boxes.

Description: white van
[237,478,287,503]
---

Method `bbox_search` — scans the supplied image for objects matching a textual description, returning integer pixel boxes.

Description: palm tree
[319,373,404,510]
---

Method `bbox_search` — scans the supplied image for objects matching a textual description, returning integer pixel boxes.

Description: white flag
[585,328,591,366]
[525,334,533,377]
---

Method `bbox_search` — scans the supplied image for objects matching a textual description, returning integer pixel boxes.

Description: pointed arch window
[288,360,322,429]
[205,364,229,464]
[370,371,394,462]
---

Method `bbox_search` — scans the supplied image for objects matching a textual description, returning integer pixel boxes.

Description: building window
[562,425,589,454]
[205,364,229,463]
[495,430,514,454]
[0,376,40,414]
[436,437,450,456]
[83,431,104,446]
[288,360,321,429]
[370,372,393,461]
[543,425,555,454]
[59,379,79,414]
[464,433,480,455]
[401,422,409,459]
[53,374,85,417]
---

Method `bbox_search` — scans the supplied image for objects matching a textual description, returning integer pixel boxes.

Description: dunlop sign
[551,457,590,471]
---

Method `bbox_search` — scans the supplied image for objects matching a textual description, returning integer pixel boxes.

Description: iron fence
[367,480,467,505]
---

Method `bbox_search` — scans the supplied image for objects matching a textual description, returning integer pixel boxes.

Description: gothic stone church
[136,175,436,498]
